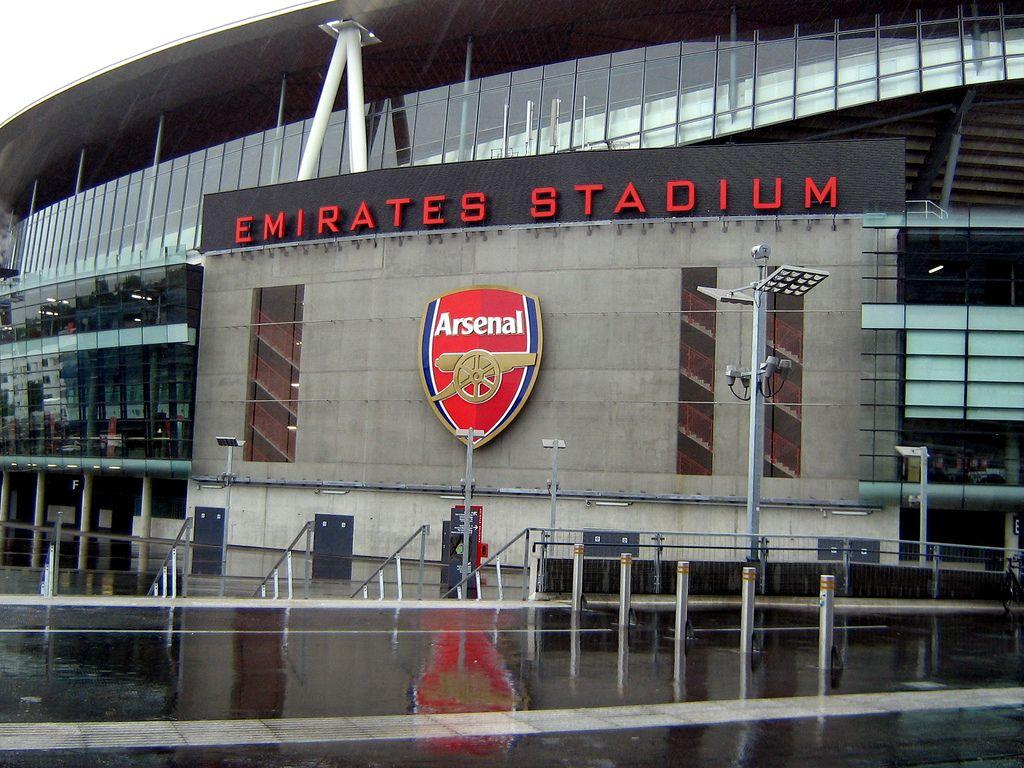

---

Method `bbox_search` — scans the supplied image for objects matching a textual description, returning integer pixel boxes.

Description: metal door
[313,514,354,580]
[192,506,225,575]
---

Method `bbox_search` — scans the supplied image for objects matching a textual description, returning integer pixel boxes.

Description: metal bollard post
[170,548,178,599]
[819,574,836,670]
[931,545,941,599]
[396,556,403,601]
[740,566,757,655]
[52,513,63,597]
[619,553,633,628]
[273,568,279,600]
[161,565,168,598]
[417,525,427,601]
[474,571,482,601]
[378,569,385,600]
[528,545,541,600]
[571,544,585,612]
[304,524,313,599]
[653,534,663,594]
[842,538,852,597]
[495,558,504,600]
[675,561,690,655]
[261,584,267,598]
[286,550,294,600]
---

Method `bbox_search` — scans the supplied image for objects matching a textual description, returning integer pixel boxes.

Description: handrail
[147,518,192,598]
[441,526,531,600]
[349,524,429,599]
[252,520,315,598]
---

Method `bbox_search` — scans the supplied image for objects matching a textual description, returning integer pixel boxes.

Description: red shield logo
[420,286,543,447]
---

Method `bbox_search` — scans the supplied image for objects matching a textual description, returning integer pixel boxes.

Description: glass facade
[861,224,1024,519]
[9,3,1024,273]
[0,260,201,474]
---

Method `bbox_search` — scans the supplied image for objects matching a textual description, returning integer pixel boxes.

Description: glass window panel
[963,18,1003,60]
[444,93,480,161]
[319,113,346,177]
[95,181,117,267]
[906,356,965,380]
[906,329,966,355]
[965,56,1004,83]
[161,160,188,253]
[967,383,1024,408]
[280,121,304,181]
[969,330,1024,356]
[968,357,1024,382]
[905,380,965,407]
[412,100,446,164]
[608,63,643,140]
[680,51,716,123]
[238,134,263,189]
[796,89,834,117]
[838,31,877,85]
[507,81,542,156]
[716,107,752,134]
[474,92,505,159]
[1006,16,1024,54]
[906,304,967,329]
[220,140,243,192]
[923,63,963,89]
[511,67,542,84]
[796,35,835,94]
[756,39,795,102]
[755,98,794,126]
[641,125,676,147]
[259,132,283,186]
[611,48,644,65]
[178,157,205,252]
[921,22,961,66]
[573,68,608,149]
[538,75,573,154]
[543,60,575,77]
[880,71,920,99]
[480,72,511,91]
[879,26,919,75]
[716,44,754,113]
[146,166,172,259]
[646,42,680,60]
[643,57,680,131]
[1008,55,1024,78]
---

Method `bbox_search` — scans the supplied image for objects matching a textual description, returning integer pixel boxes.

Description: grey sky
[0,1,312,124]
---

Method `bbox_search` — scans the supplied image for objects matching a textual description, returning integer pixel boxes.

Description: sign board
[201,139,906,252]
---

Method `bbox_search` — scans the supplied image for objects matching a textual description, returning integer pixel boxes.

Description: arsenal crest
[420,286,543,447]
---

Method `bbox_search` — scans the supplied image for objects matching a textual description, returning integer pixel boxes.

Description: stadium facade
[0,0,1022,572]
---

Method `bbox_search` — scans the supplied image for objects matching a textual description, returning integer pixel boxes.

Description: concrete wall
[189,216,896,556]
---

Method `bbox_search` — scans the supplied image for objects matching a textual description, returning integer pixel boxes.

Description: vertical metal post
[304,523,312,599]
[549,444,559,530]
[619,553,633,628]
[525,100,534,154]
[219,444,233,597]
[417,525,426,601]
[675,561,690,659]
[273,568,279,600]
[461,428,475,600]
[51,512,62,597]
[286,550,294,600]
[501,103,510,158]
[269,73,288,185]
[931,545,941,599]
[580,95,588,149]
[495,558,504,600]
[378,569,385,600]
[842,537,852,597]
[170,548,178,599]
[457,34,474,161]
[919,447,930,564]
[396,555,403,601]
[571,543,585,612]
[522,528,531,600]
[182,519,191,598]
[161,565,168,598]
[818,574,836,670]
[740,566,757,655]
[653,534,663,594]
[746,264,769,560]
[298,27,349,180]
[342,23,368,173]
[74,148,86,195]
[474,571,482,601]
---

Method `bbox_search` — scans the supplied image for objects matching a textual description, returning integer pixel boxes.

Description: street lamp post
[541,439,567,530]
[215,436,244,596]
[454,428,476,599]
[699,246,829,561]
[896,445,930,561]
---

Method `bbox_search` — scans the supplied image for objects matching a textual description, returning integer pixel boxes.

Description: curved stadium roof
[2,0,1023,214]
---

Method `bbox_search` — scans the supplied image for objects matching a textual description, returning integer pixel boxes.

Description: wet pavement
[0,602,1021,765]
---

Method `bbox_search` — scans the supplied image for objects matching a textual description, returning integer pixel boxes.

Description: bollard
[571,544,585,612]
[619,553,633,628]
[286,550,293,600]
[170,548,178,599]
[740,566,757,655]
[161,565,168,599]
[474,571,482,601]
[273,568,279,599]
[378,569,385,600]
[675,561,690,656]
[495,558,504,600]
[396,556,403,601]
[818,574,836,670]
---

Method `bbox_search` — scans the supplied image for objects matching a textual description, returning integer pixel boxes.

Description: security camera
[751,243,771,261]
[778,358,793,372]
[760,355,780,378]
[726,365,741,385]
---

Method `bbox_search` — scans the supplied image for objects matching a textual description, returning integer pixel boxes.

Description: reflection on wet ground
[0,604,1021,765]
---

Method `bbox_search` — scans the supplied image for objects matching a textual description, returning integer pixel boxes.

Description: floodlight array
[756,265,830,296]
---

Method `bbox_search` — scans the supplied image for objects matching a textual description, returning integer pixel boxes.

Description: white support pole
[297,29,349,181]
[342,23,368,173]
[378,568,385,600]
[619,553,633,628]
[273,568,279,600]
[920,447,930,564]
[675,561,690,657]
[818,574,836,670]
[286,550,294,600]
[740,566,757,655]
[170,548,178,599]
[495,558,504,600]
[139,476,153,575]
[475,571,482,601]
[78,473,93,571]
[571,543,585,612]
[395,555,403,601]
[31,471,45,569]
[746,266,769,561]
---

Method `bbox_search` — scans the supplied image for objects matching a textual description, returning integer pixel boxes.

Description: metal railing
[441,527,532,601]
[350,524,430,600]
[147,519,192,598]
[252,520,315,599]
